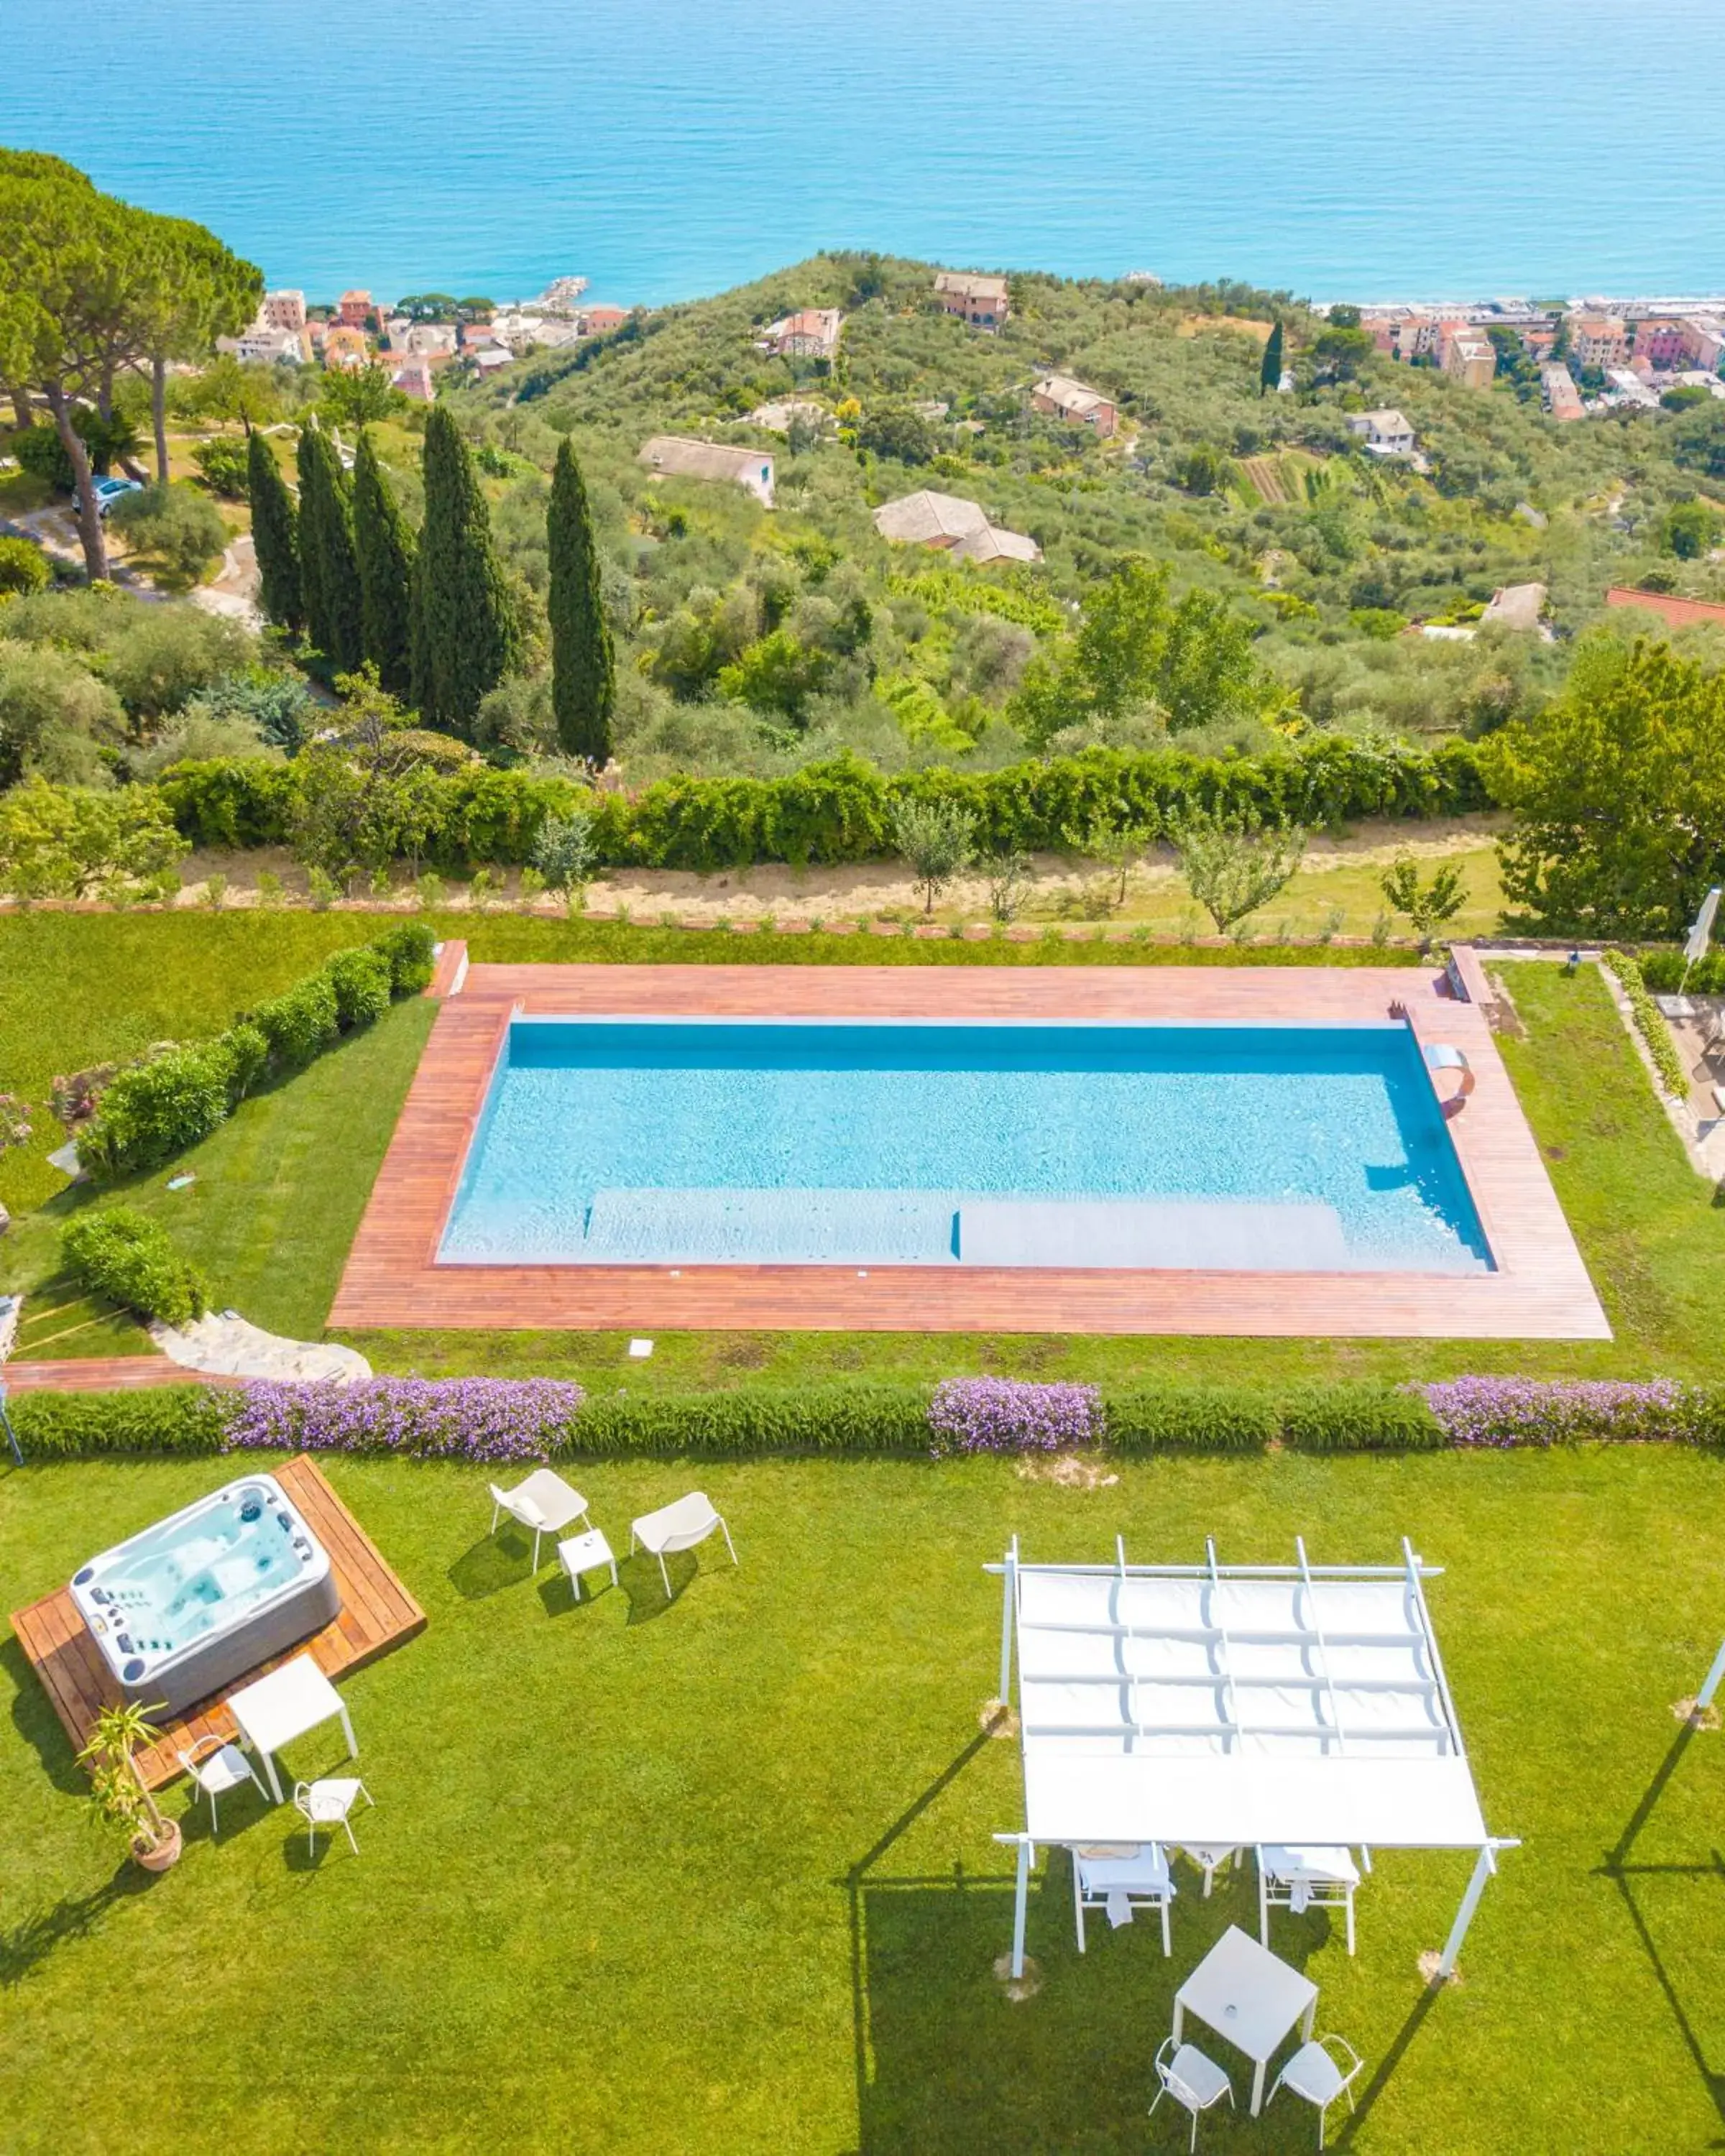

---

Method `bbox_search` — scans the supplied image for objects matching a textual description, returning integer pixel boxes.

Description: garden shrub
[1639,947,1725,996]
[373,918,437,995]
[62,1207,208,1327]
[1602,949,1688,1096]
[252,970,341,1068]
[569,1383,932,1457]
[325,944,392,1029]
[76,1038,242,1178]
[10,1385,227,1460]
[226,1377,585,1462]
[928,1376,1103,1455]
[1105,1383,1282,1452]
[1280,1382,1444,1452]
[1422,1376,1725,1447]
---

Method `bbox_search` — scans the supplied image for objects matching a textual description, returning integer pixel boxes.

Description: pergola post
[1011,1834,1031,1979]
[998,1536,1018,1707]
[1437,1843,1499,1978]
[1696,1638,1725,1710]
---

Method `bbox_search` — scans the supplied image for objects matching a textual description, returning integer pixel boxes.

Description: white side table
[558,1528,617,1601]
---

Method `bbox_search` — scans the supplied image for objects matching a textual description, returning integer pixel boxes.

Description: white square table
[1172,1922,1318,2116]
[228,1654,356,1804]
[558,1527,618,1601]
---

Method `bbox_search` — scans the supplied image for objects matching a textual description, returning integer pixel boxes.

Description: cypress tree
[413,405,520,735]
[295,421,364,673]
[247,426,300,630]
[547,437,615,765]
[1260,321,1284,397]
[352,428,417,698]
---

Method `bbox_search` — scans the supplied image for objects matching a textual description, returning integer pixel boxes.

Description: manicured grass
[4,1445,1724,2152]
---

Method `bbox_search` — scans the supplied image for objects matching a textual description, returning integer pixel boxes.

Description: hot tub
[70,1472,342,1715]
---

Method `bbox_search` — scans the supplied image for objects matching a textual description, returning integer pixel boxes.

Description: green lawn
[4,917,1721,1383]
[4,1445,1724,2152]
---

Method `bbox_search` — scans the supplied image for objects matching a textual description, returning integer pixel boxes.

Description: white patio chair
[1179,1843,1242,1897]
[293,1777,374,1857]
[1149,2035,1233,2152]
[1072,1842,1176,1955]
[629,1491,737,1598]
[489,1468,589,1569]
[1269,2033,1366,2149]
[1258,1844,1363,1955]
[177,1736,265,1838]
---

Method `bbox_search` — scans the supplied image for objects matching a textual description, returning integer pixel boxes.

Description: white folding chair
[1149,2035,1233,2152]
[177,1736,266,1838]
[1179,1843,1242,1897]
[629,1492,737,1598]
[1269,2033,1366,2149]
[489,1468,589,1568]
[1258,1844,1362,1955]
[1072,1843,1177,1955]
[293,1777,374,1857]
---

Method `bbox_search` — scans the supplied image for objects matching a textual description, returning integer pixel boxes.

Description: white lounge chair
[294,1777,374,1857]
[177,1736,266,1838]
[489,1468,590,1569]
[1258,1844,1363,1955]
[1149,2035,1233,2152]
[629,1491,737,1597]
[1072,1842,1176,1955]
[1269,2033,1365,2149]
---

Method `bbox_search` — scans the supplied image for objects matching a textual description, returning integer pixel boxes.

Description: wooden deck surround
[331,961,1610,1340]
[12,1454,426,1792]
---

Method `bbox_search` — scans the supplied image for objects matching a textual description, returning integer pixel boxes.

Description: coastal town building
[580,305,631,335]
[1440,326,1496,390]
[469,347,513,377]
[1542,362,1584,421]
[760,308,843,361]
[390,358,436,403]
[1567,314,1629,370]
[1632,318,1687,369]
[321,324,372,371]
[337,290,374,329]
[218,318,305,364]
[1346,408,1417,456]
[1604,367,1659,409]
[933,272,1011,331]
[1606,586,1725,630]
[1681,317,1725,372]
[639,436,776,508]
[872,488,1040,560]
[262,289,308,333]
[1481,582,1548,632]
[1029,374,1118,436]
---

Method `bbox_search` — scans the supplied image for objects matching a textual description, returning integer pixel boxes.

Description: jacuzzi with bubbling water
[70,1472,342,1714]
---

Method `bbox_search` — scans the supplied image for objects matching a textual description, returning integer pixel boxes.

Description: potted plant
[78,1701,182,1873]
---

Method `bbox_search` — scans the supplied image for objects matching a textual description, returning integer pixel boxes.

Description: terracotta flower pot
[133,1818,183,1874]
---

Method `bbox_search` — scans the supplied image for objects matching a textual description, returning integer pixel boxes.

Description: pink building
[338,290,374,328]
[1633,319,1687,369]
[263,289,307,333]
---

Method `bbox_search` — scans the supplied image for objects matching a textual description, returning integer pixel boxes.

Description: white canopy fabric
[991,1538,1512,1979]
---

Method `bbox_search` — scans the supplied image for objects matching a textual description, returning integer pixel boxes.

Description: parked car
[71,476,144,518]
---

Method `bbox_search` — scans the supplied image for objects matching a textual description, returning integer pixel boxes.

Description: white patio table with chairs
[987,1533,1518,1993]
[228,1653,357,1805]
[1172,1922,1317,2117]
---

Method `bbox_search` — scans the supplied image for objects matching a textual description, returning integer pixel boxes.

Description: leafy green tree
[107,484,227,585]
[1312,324,1372,380]
[888,796,975,915]
[129,215,261,482]
[1169,808,1307,934]
[1380,854,1468,951]
[546,437,615,763]
[857,404,937,464]
[322,362,407,428]
[0,535,50,597]
[396,293,459,323]
[295,422,364,671]
[1660,498,1720,560]
[352,429,417,697]
[412,405,520,735]
[1484,637,1725,936]
[717,631,830,724]
[1259,321,1283,397]
[190,354,283,431]
[288,668,442,885]
[247,427,301,631]
[0,775,188,900]
[1671,405,1725,479]
[192,436,251,497]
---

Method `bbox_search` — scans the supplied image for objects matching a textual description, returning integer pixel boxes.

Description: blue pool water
[439,1018,1492,1273]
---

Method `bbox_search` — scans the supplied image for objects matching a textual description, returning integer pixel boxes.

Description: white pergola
[988,1535,1516,1981]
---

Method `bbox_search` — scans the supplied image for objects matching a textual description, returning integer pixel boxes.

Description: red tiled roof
[1605,586,1725,627]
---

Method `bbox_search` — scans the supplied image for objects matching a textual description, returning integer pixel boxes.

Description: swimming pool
[439,1017,1492,1274]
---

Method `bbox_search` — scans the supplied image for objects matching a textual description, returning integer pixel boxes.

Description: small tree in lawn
[890,796,975,917]
[1076,809,1156,911]
[1380,854,1467,952]
[1169,808,1307,936]
[531,806,597,903]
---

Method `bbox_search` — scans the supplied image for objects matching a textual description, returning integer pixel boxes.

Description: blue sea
[439,1018,1492,1269]
[7,0,1725,306]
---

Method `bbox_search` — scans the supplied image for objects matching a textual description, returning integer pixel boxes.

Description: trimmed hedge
[63,1206,210,1326]
[21,1370,1719,1463]
[1602,949,1688,1097]
[75,921,434,1181]
[156,737,1493,875]
[1639,946,1725,997]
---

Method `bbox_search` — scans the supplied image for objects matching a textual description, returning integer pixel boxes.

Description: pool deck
[329,962,1611,1340]
[12,1454,426,1792]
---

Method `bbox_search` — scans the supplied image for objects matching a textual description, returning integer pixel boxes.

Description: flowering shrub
[226,1376,585,1462]
[928,1377,1104,1455]
[1421,1376,1722,1448]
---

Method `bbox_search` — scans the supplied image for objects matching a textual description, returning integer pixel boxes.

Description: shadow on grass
[620,1547,703,1623]
[839,1732,1349,2153]
[1,1634,85,1796]
[0,1865,157,1988]
[447,1529,537,1600]
[1600,1718,1725,2131]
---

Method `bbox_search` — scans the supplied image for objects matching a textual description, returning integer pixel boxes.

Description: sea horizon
[8,0,1725,308]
